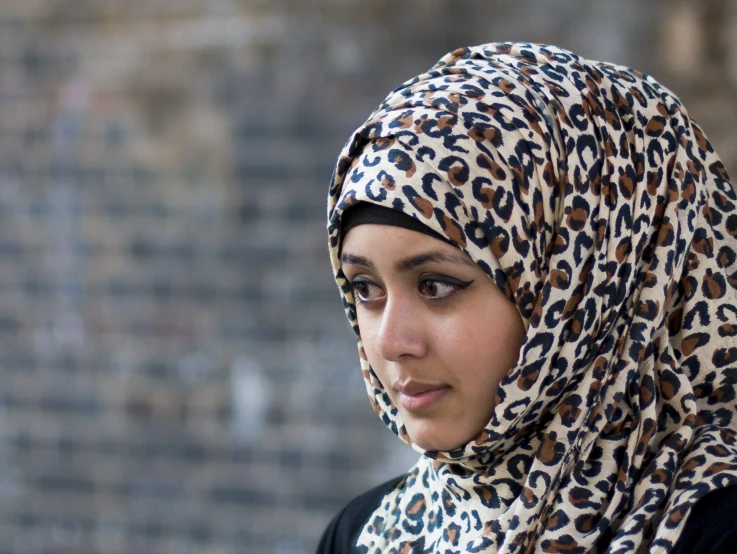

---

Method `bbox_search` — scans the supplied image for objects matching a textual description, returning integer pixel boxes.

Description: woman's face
[341,224,526,452]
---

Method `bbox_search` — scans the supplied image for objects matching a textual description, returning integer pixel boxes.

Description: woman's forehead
[341,224,476,270]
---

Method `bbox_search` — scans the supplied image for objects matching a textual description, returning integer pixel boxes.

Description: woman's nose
[373,296,427,361]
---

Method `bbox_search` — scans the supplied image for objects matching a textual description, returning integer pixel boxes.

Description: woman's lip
[398,386,449,411]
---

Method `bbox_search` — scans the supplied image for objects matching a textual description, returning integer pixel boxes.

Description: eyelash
[346,275,474,306]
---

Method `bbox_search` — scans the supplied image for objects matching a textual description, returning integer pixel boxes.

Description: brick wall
[0,1,733,553]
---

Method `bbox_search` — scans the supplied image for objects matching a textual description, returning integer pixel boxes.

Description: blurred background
[0,0,735,553]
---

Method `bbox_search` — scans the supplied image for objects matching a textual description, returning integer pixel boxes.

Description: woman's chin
[401,407,492,453]
[407,424,476,453]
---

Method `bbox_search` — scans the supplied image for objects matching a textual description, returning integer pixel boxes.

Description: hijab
[327,42,737,553]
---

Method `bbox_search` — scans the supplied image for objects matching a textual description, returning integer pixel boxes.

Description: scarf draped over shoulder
[327,42,737,553]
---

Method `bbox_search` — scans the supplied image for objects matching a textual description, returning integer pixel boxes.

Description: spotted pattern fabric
[327,43,737,553]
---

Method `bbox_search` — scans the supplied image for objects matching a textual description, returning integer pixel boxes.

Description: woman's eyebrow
[341,253,375,269]
[394,250,476,272]
[341,250,475,272]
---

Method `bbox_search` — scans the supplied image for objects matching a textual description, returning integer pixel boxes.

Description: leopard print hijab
[327,43,737,553]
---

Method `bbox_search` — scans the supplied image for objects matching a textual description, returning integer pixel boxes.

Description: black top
[317,477,737,553]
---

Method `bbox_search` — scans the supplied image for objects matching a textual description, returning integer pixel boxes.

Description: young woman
[319,42,737,553]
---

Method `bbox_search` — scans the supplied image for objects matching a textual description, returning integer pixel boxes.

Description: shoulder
[315,475,404,554]
[671,485,737,554]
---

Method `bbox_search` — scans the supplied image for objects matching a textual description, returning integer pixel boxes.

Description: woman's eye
[349,279,384,304]
[418,275,473,299]
[418,280,456,298]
